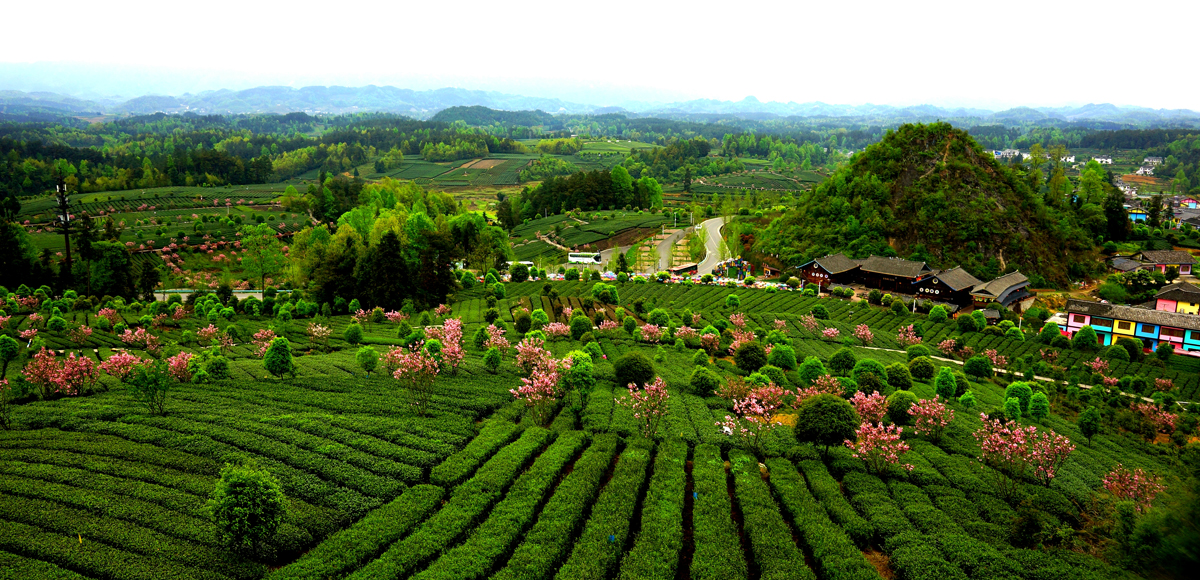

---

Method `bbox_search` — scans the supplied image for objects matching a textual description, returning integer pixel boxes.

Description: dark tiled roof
[813,253,861,274]
[858,256,930,278]
[981,309,1000,319]
[1067,298,1200,330]
[1110,257,1144,272]
[1136,250,1196,265]
[1154,281,1200,303]
[971,271,1029,297]
[931,266,982,291]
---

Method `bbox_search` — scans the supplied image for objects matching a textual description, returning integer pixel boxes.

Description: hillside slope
[758,122,1097,286]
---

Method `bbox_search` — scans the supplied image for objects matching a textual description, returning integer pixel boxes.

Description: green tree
[734,341,768,373]
[355,231,413,311]
[768,345,798,371]
[1004,397,1022,422]
[264,338,295,378]
[964,355,993,379]
[1029,392,1050,422]
[614,351,655,387]
[240,224,288,291]
[795,394,859,456]
[356,346,378,378]
[344,323,364,345]
[829,347,857,376]
[483,347,501,374]
[690,367,721,396]
[207,462,287,553]
[1077,406,1103,443]
[1072,326,1098,350]
[0,335,19,377]
[562,351,596,405]
[886,390,917,425]
[127,359,173,416]
[934,366,957,400]
[1156,342,1174,363]
[1004,382,1034,414]
[928,305,948,323]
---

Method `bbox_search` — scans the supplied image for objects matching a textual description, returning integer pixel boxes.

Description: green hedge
[690,444,748,580]
[413,431,588,580]
[765,458,881,580]
[729,449,816,580]
[348,427,552,580]
[492,434,620,580]
[618,439,688,580]
[429,419,521,488]
[269,484,443,580]
[0,549,91,580]
[797,460,874,546]
[553,441,653,580]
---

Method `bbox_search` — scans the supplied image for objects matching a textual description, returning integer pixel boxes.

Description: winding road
[696,217,727,275]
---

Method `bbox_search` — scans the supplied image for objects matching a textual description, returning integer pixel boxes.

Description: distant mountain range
[2,85,1200,125]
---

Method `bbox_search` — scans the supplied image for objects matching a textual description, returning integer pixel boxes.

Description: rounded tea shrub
[614,351,655,387]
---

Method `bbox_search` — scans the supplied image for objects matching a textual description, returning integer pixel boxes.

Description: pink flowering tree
[1154,378,1175,392]
[0,315,9,329]
[675,326,699,341]
[1084,357,1109,376]
[68,326,93,345]
[895,324,921,347]
[773,319,788,332]
[23,349,96,398]
[561,307,573,320]
[640,323,663,344]
[27,313,43,327]
[909,395,955,442]
[597,319,619,337]
[515,336,553,376]
[845,422,914,475]
[619,376,670,439]
[937,339,958,357]
[973,414,1076,496]
[849,390,888,424]
[717,383,787,453]
[167,352,195,383]
[252,329,277,358]
[1131,402,1178,435]
[118,327,161,356]
[385,310,409,324]
[795,374,845,405]
[19,328,38,342]
[100,351,147,383]
[198,324,222,346]
[307,323,331,352]
[97,307,121,326]
[729,312,747,329]
[438,318,465,375]
[853,324,873,346]
[393,344,440,414]
[799,313,819,334]
[700,332,720,354]
[544,322,571,339]
[1103,464,1167,513]
[483,324,509,357]
[511,363,563,425]
[728,328,756,355]
[434,304,452,317]
[984,349,1008,369]
[822,327,840,341]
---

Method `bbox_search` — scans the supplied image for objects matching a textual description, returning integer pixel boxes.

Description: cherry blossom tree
[515,336,553,376]
[640,323,663,344]
[845,422,914,474]
[850,390,888,424]
[728,328,756,354]
[700,333,720,354]
[853,324,874,346]
[619,376,670,438]
[385,310,408,324]
[717,383,787,452]
[0,315,9,330]
[597,319,619,336]
[198,324,221,346]
[1131,402,1178,434]
[434,304,452,317]
[909,395,955,442]
[483,324,509,356]
[19,328,38,342]
[821,327,840,341]
[100,351,147,382]
[393,344,440,414]
[437,318,464,374]
[1103,464,1167,513]
[675,326,699,340]
[167,352,195,383]
[252,329,277,358]
[1154,378,1175,392]
[795,374,845,404]
[511,363,563,426]
[937,339,959,357]
[23,348,96,398]
[118,328,161,356]
[307,323,331,352]
[544,322,571,339]
[729,312,747,329]
[1084,357,1109,375]
[895,324,921,347]
[68,326,93,345]
[973,414,1075,496]
[799,313,819,334]
[773,319,788,332]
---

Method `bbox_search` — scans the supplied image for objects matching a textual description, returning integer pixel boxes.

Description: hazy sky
[5,0,1196,110]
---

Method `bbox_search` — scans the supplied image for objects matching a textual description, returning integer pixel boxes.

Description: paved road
[653,227,691,272]
[594,245,631,271]
[696,217,727,275]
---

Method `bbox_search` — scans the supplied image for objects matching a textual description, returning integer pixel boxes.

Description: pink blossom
[511,363,562,425]
[729,312,747,329]
[700,333,720,354]
[973,414,1075,495]
[515,336,553,375]
[850,390,888,424]
[800,313,819,334]
[1103,464,1166,513]
[1154,378,1174,391]
[846,422,914,474]
[853,324,873,346]
[68,326,93,345]
[728,328,756,354]
[545,322,571,338]
[118,327,161,355]
[675,326,699,340]
[822,327,840,340]
[896,324,921,347]
[167,352,194,383]
[619,377,670,438]
[909,395,955,442]
[252,329,277,358]
[0,315,10,329]
[24,348,97,397]
[985,349,1008,368]
[393,344,440,413]
[385,310,409,324]
[561,307,573,320]
[100,351,146,382]
[1084,357,1109,375]
[27,312,44,327]
[434,304,452,317]
[717,382,787,452]
[483,324,509,355]
[19,328,38,342]
[640,323,663,344]
[937,339,959,356]
[598,319,619,336]
[1132,402,1178,434]
[795,374,844,404]
[773,319,787,332]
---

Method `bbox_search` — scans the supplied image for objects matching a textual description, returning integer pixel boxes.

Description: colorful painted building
[1153,282,1200,314]
[1065,298,1200,355]
[1134,250,1195,275]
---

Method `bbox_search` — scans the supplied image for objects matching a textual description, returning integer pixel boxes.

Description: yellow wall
[1178,302,1200,315]
[1112,319,1137,336]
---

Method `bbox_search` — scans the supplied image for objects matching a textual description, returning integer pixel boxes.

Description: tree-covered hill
[758,122,1100,286]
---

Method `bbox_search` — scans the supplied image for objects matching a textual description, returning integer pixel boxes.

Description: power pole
[55,175,74,289]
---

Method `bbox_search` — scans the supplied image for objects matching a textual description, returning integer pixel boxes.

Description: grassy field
[0,276,1189,579]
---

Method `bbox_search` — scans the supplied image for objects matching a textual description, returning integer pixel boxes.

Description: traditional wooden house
[970,271,1031,309]
[798,253,861,287]
[856,256,933,293]
[1066,298,1200,355]
[1153,281,1200,314]
[1134,250,1195,275]
[1110,257,1144,273]
[912,266,982,306]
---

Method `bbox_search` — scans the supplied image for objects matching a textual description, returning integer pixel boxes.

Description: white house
[1146,156,1164,166]
[1136,165,1156,176]
[1093,155,1113,164]
[994,149,1021,159]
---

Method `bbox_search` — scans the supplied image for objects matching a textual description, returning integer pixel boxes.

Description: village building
[1109,257,1144,273]
[1152,281,1200,314]
[1133,250,1195,275]
[912,266,982,307]
[1066,298,1200,355]
[1136,165,1155,176]
[855,256,933,294]
[798,253,861,287]
[1093,155,1113,164]
[1146,156,1164,166]
[1178,197,1199,209]
[970,271,1031,309]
